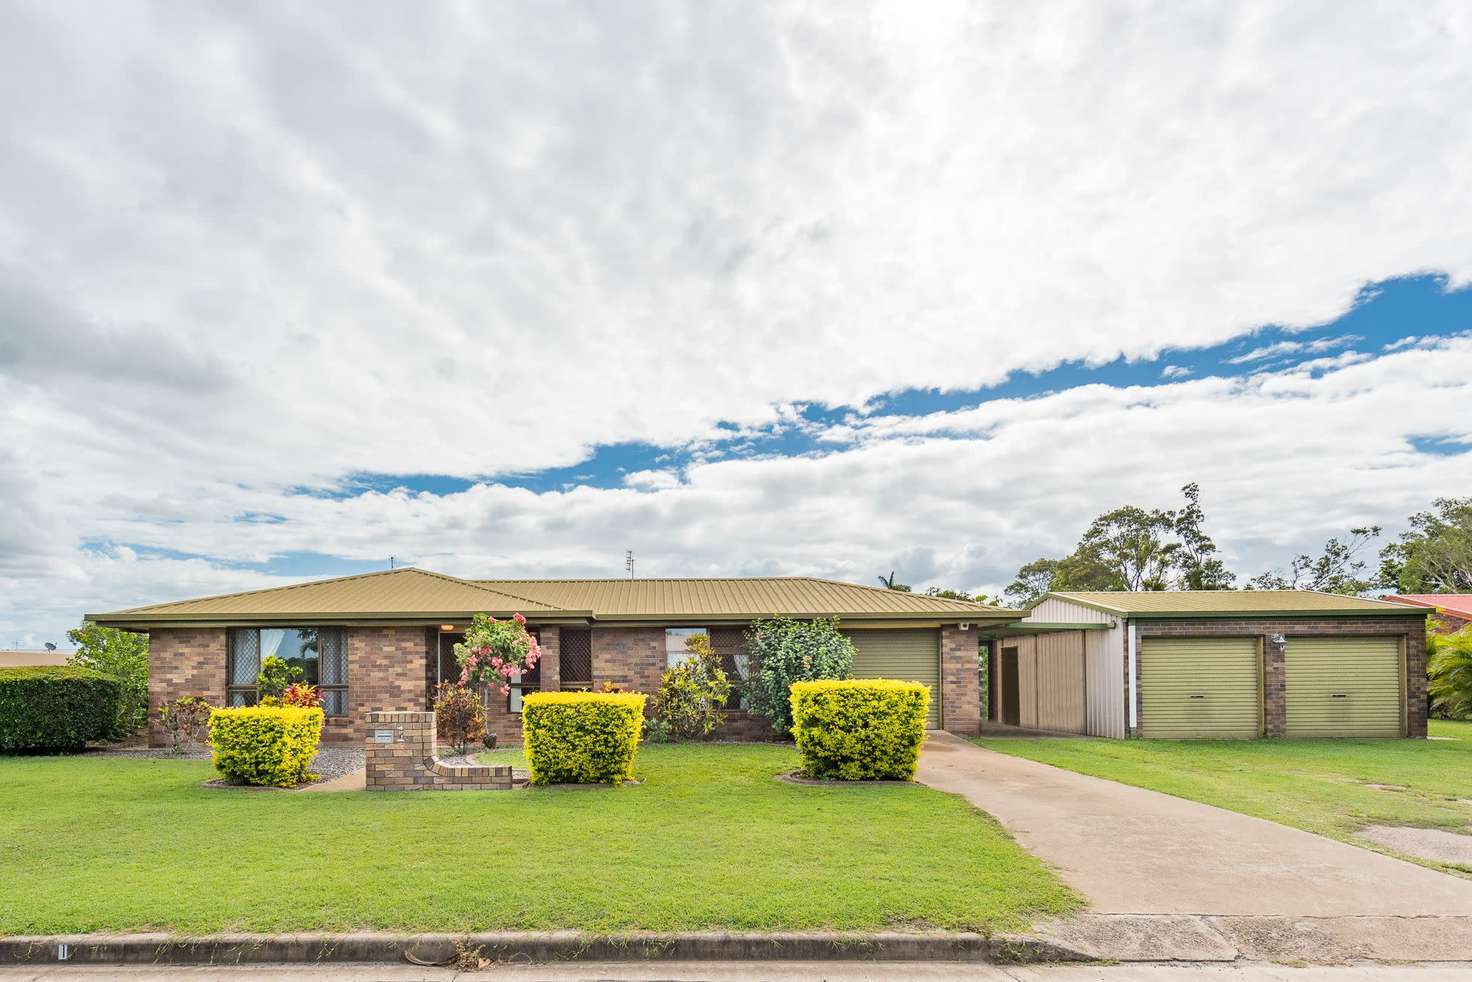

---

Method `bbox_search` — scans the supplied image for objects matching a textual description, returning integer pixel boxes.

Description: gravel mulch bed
[90,745,366,786]
[777,770,916,786]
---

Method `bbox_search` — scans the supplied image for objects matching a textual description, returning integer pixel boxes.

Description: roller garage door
[1139,637,1261,739]
[1285,637,1403,737]
[846,629,942,728]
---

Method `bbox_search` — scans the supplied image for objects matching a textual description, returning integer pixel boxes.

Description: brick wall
[939,624,981,735]
[364,711,513,791]
[343,627,433,741]
[592,626,665,696]
[1132,617,1428,739]
[147,628,227,747]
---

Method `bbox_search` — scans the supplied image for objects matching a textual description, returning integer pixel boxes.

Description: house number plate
[373,729,394,744]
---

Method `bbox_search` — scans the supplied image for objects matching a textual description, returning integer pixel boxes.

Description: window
[665,627,709,668]
[227,627,348,715]
[710,627,749,710]
[508,659,540,712]
[560,629,593,690]
[507,627,542,712]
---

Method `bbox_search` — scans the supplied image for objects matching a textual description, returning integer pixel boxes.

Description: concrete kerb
[0,932,1085,967]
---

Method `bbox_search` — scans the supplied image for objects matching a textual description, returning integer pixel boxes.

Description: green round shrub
[0,666,125,753]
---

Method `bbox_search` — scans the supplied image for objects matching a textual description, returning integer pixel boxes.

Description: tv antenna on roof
[625,550,635,579]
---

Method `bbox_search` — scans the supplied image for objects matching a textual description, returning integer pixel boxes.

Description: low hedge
[790,679,930,781]
[521,692,646,785]
[208,706,323,787]
[0,666,124,753]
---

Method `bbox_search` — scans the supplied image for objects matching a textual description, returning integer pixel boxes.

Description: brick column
[1406,618,1428,739]
[940,625,981,736]
[147,628,227,747]
[1262,634,1286,737]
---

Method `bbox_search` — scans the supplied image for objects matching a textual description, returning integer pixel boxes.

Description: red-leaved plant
[282,683,323,709]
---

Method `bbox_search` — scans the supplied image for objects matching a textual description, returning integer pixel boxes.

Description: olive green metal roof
[474,577,1013,621]
[87,568,1014,627]
[1041,590,1424,618]
[87,568,568,626]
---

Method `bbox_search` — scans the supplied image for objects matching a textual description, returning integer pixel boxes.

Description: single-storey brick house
[88,568,1015,746]
[984,590,1429,739]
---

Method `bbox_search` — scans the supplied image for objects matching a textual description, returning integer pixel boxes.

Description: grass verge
[0,743,1077,935]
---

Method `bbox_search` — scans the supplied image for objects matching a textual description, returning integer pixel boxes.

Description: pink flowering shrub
[453,611,541,695]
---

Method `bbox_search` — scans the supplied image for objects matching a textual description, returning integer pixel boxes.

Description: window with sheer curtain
[227,627,348,715]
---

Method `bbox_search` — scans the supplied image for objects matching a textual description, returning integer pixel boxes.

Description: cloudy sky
[3,1,1472,646]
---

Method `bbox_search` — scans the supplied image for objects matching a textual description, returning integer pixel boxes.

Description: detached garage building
[985,591,1428,739]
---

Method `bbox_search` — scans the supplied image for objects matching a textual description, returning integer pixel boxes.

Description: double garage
[986,591,1427,739]
[1138,635,1404,738]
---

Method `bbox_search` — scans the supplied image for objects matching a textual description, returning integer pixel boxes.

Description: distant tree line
[878,490,1472,607]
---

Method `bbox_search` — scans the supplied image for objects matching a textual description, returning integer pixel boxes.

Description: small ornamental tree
[651,633,732,740]
[159,696,212,754]
[453,612,542,696]
[256,655,303,699]
[435,682,487,754]
[743,616,855,737]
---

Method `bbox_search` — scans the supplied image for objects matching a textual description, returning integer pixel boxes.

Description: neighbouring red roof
[1383,595,1472,619]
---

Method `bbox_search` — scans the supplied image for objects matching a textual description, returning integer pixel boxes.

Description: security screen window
[227,627,348,715]
[665,627,709,667]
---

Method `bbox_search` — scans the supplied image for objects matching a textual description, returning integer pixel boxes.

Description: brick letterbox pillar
[364,710,513,791]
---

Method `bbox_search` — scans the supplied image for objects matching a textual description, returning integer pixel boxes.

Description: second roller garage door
[846,629,942,729]
[1285,637,1403,737]
[1139,637,1262,739]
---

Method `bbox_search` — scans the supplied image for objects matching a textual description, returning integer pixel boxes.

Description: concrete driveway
[917,732,1472,917]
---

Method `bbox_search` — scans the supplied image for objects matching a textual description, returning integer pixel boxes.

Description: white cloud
[7,338,1470,641]
[1160,365,1192,379]
[1225,335,1361,365]
[4,2,1472,637]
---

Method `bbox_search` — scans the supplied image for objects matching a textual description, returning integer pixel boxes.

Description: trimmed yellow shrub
[521,691,646,785]
[790,679,929,781]
[207,706,323,788]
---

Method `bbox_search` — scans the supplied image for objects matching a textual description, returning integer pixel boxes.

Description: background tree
[67,622,149,739]
[1248,526,1382,595]
[1379,497,1472,593]
[1003,558,1061,606]
[1076,505,1179,591]
[1003,483,1236,603]
[922,586,999,605]
[1171,483,1236,589]
[877,571,911,592]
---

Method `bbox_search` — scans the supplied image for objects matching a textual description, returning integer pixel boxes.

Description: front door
[1002,646,1021,726]
[436,633,464,693]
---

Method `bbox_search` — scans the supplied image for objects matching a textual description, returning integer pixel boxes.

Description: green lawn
[0,743,1077,936]
[977,720,1472,875]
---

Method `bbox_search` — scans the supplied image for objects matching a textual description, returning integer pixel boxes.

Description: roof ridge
[409,568,563,611]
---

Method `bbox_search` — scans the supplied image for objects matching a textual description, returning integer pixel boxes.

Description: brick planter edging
[364,710,513,791]
[0,931,1087,966]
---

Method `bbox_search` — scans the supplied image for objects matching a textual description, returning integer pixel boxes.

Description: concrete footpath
[2,962,1472,981]
[917,732,1472,961]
